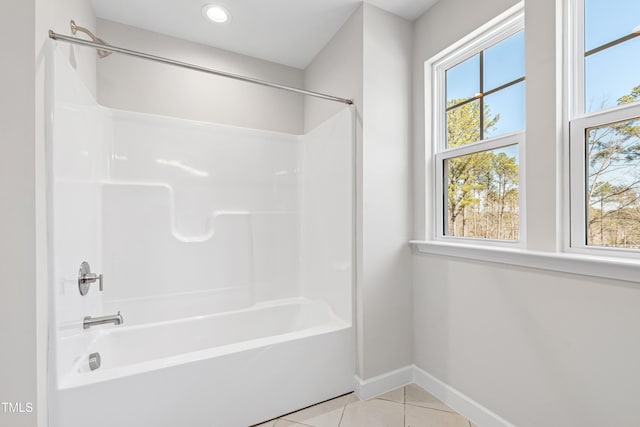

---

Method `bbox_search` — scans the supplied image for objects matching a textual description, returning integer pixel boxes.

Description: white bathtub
[55,298,354,427]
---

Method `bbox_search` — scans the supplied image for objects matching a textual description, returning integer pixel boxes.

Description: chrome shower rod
[48,30,353,105]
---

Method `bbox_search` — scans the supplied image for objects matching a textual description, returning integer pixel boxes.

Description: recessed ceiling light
[202,4,231,24]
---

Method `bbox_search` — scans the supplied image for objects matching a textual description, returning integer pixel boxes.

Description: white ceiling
[90,0,439,69]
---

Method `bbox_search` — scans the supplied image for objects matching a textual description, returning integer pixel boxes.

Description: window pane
[585,0,640,52]
[585,36,640,113]
[445,145,519,240]
[447,99,480,148]
[483,30,525,92]
[446,54,479,106]
[586,118,640,248]
[484,81,526,138]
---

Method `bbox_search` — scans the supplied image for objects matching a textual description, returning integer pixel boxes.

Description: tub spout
[83,311,123,329]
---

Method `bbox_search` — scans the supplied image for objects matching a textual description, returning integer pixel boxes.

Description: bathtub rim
[59,297,351,390]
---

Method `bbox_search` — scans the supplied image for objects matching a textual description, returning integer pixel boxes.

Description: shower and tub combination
[48,24,355,427]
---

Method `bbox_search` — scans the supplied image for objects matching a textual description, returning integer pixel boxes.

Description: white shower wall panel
[101,184,252,299]
[52,105,109,332]
[50,48,355,415]
[101,111,302,304]
[249,211,301,302]
[300,108,354,322]
[108,112,300,234]
[100,185,300,306]
[50,49,112,379]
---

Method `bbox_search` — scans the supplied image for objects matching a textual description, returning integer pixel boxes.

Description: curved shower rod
[49,21,354,105]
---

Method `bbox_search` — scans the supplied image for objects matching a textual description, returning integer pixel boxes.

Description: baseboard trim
[353,365,413,400]
[412,365,516,427]
[354,365,515,426]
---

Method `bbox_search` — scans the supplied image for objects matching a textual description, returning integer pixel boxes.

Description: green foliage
[617,84,640,106]
[445,98,518,239]
[587,84,640,248]
[444,81,640,245]
[446,99,500,148]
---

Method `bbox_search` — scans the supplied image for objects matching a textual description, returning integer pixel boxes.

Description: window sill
[409,240,640,284]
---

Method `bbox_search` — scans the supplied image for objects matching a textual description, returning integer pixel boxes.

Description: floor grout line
[257,385,467,427]
[337,404,347,427]
[376,396,404,404]
[253,392,355,427]
[275,417,314,427]
[403,386,407,427]
[277,420,315,427]
[279,417,317,426]
[404,402,457,414]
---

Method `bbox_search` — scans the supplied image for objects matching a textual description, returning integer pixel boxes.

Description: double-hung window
[569,0,640,254]
[432,10,525,244]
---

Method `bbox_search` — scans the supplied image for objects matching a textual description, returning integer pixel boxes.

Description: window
[569,0,640,254]
[432,10,525,243]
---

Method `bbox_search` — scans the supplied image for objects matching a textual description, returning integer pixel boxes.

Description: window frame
[567,0,640,257]
[430,8,526,247]
[412,0,640,284]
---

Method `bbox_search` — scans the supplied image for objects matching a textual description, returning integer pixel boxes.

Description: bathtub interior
[49,45,354,391]
[63,298,349,386]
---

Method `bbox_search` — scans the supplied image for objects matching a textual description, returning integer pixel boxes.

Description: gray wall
[304,8,363,134]
[413,254,640,427]
[1,2,37,426]
[360,4,413,379]
[305,4,413,380]
[96,19,305,134]
[412,0,640,426]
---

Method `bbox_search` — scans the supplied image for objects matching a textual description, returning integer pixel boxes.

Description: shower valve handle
[78,261,104,295]
[83,273,104,291]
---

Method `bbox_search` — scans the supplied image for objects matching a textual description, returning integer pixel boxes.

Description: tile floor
[253,384,480,427]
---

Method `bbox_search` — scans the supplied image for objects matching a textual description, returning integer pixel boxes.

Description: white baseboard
[354,365,515,427]
[353,365,413,400]
[412,365,516,427]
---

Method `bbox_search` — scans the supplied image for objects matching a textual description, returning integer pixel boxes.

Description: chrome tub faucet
[83,311,123,329]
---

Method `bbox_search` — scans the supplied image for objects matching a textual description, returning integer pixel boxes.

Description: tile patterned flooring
[253,384,480,427]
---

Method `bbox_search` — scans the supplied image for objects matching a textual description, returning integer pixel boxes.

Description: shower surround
[48,46,355,427]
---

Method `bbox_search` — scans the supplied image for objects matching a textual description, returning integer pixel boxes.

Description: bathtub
[55,298,355,427]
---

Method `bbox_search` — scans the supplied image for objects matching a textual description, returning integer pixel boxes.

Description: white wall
[0,1,97,426]
[96,19,305,134]
[300,107,355,323]
[40,4,98,423]
[412,1,640,426]
[524,0,562,251]
[49,49,113,391]
[39,2,98,425]
[305,4,413,380]
[304,5,365,376]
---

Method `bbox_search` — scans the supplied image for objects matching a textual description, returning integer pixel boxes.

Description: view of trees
[587,84,640,248]
[446,100,520,240]
[445,83,640,245]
